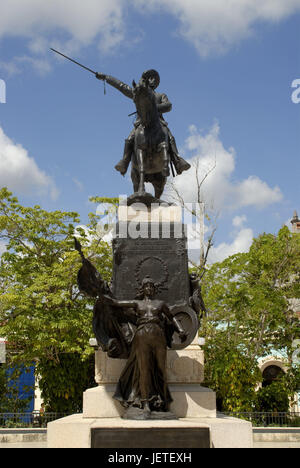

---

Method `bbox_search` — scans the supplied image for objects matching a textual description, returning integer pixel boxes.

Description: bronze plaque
[91,427,210,448]
[112,222,190,305]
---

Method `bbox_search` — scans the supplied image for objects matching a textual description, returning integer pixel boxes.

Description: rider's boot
[115,139,133,176]
[170,136,191,175]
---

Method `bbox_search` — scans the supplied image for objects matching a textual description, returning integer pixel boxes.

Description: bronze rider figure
[96,69,191,177]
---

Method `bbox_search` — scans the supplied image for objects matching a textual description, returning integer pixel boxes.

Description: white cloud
[208,226,254,263]
[0,127,58,199]
[134,0,300,56]
[0,0,300,65]
[0,0,126,55]
[232,215,247,228]
[168,122,282,264]
[205,215,253,264]
[0,55,52,76]
[235,176,283,209]
[72,178,84,192]
[187,210,253,264]
[169,122,283,211]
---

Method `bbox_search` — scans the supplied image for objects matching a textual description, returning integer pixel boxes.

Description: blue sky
[0,1,299,262]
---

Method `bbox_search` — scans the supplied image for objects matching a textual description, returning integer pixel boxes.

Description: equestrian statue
[50,49,191,199]
[95,69,190,199]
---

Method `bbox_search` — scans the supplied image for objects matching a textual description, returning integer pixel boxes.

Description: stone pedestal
[48,336,253,447]
[47,202,253,448]
[94,337,205,386]
[83,336,215,419]
[83,384,216,420]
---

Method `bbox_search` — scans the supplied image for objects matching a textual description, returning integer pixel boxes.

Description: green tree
[203,336,261,412]
[37,353,96,413]
[200,226,300,411]
[256,380,290,413]
[0,188,114,411]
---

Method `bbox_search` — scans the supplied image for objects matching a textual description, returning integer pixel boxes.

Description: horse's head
[132,78,158,127]
[132,76,152,94]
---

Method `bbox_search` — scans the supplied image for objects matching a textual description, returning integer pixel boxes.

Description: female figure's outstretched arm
[102,294,138,310]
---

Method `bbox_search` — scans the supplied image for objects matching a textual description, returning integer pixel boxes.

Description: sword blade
[50,48,96,75]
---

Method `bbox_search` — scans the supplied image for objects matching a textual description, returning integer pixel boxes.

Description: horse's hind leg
[160,143,170,177]
[131,168,140,193]
[153,174,166,200]
[136,148,145,193]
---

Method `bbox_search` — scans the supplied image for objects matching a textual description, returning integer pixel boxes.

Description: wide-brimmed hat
[142,69,160,89]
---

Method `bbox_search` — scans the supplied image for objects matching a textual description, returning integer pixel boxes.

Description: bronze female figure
[102,276,187,419]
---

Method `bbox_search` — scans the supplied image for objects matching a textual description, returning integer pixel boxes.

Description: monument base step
[83,384,216,419]
[47,414,253,448]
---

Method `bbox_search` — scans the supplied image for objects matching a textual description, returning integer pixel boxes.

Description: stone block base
[47,414,253,448]
[83,384,216,419]
[94,340,205,386]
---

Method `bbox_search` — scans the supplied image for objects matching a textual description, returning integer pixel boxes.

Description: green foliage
[37,354,96,413]
[203,341,261,412]
[88,196,119,240]
[0,188,115,411]
[89,196,120,207]
[255,381,290,413]
[200,226,300,411]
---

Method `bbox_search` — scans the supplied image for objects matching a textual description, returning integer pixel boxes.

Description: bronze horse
[131,77,170,199]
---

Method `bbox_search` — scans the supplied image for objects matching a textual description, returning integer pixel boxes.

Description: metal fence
[0,411,300,428]
[224,412,300,427]
[0,411,77,428]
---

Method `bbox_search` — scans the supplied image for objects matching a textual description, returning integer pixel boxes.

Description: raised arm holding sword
[50,48,190,198]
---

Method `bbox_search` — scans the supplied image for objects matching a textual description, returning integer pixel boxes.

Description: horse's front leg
[131,168,140,194]
[136,148,145,193]
[158,141,170,177]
